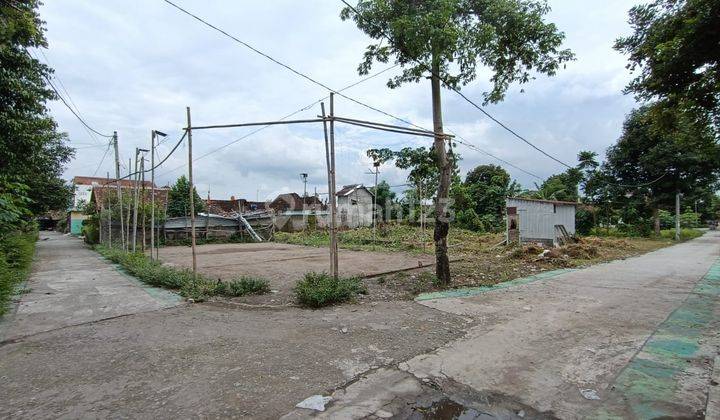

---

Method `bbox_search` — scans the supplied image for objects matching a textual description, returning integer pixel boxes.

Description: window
[351,199,358,205]
[553,204,557,213]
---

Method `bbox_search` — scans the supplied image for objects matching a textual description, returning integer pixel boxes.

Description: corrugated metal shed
[506,197,577,246]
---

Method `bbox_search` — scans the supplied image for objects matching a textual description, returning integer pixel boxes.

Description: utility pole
[140,156,146,253]
[112,131,125,250]
[187,106,197,276]
[675,191,682,241]
[150,130,166,261]
[321,98,338,279]
[132,147,148,252]
[366,164,380,248]
[126,158,132,251]
[106,172,112,248]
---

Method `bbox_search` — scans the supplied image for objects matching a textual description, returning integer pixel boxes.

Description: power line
[26,49,113,139]
[339,0,573,169]
[37,50,104,145]
[158,64,400,177]
[43,74,113,138]
[158,0,544,181]
[92,141,112,176]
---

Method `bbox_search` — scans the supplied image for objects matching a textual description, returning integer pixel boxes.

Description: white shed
[336,184,374,228]
[505,197,577,246]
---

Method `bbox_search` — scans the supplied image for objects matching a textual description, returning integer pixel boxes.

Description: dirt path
[0,233,466,418]
[283,232,720,418]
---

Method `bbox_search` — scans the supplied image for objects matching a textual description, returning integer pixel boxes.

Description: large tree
[463,164,520,226]
[603,102,720,234]
[615,0,720,124]
[342,0,573,283]
[0,0,74,216]
[166,176,205,217]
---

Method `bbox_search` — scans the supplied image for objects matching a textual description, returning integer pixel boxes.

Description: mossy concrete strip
[415,269,576,301]
[95,253,183,306]
[594,258,720,419]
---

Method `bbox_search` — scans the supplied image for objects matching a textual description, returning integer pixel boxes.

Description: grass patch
[0,230,37,316]
[215,276,270,297]
[294,271,367,308]
[274,223,491,254]
[659,228,703,241]
[95,245,269,301]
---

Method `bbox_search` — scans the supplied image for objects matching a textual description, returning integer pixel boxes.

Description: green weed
[215,277,270,297]
[294,272,367,308]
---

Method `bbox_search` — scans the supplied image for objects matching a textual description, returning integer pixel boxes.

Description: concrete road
[287,232,720,419]
[0,232,466,418]
[0,231,181,342]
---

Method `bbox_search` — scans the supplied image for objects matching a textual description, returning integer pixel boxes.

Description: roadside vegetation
[294,272,367,308]
[0,229,37,316]
[95,246,270,301]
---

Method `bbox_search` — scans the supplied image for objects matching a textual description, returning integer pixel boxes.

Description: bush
[294,272,367,308]
[0,230,37,316]
[95,245,270,301]
[215,277,270,297]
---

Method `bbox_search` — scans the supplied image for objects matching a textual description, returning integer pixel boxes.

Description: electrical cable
[159,0,544,181]
[339,0,573,169]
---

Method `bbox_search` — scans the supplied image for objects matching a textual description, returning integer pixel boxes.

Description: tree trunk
[431,61,451,285]
[652,206,661,236]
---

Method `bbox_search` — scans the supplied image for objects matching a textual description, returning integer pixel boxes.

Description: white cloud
[41,0,640,197]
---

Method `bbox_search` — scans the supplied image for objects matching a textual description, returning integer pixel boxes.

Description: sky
[37,0,642,202]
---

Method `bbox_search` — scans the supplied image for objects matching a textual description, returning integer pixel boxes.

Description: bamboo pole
[187,106,197,276]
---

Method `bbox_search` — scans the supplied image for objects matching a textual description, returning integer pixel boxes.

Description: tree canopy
[341,0,574,103]
[0,0,74,220]
[615,0,720,122]
[167,176,205,217]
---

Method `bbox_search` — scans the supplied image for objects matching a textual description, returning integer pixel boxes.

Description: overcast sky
[38,0,641,201]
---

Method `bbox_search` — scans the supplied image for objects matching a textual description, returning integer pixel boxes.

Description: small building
[505,197,577,247]
[68,176,154,235]
[269,193,325,213]
[205,196,267,217]
[336,184,374,228]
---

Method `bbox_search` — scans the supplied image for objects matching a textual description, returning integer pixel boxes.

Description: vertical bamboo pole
[329,93,339,278]
[321,101,336,278]
[187,106,197,276]
[106,172,112,248]
[150,131,155,260]
[126,158,132,251]
[132,149,140,252]
[141,157,146,252]
[112,132,125,250]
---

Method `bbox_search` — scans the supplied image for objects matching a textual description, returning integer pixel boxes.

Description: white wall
[338,188,374,228]
[506,198,576,245]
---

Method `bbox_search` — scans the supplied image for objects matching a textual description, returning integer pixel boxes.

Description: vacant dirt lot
[158,242,435,304]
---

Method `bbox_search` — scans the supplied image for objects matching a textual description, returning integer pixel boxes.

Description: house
[68,176,154,235]
[269,193,325,213]
[505,197,577,247]
[204,196,267,217]
[336,184,374,228]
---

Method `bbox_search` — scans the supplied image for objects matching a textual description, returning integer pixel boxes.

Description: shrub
[294,272,367,308]
[0,230,37,316]
[215,277,270,297]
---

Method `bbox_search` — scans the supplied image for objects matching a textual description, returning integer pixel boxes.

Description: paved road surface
[0,232,466,419]
[285,231,720,418]
[0,231,181,342]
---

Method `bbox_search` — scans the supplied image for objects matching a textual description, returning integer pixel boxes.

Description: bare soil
[157,242,435,305]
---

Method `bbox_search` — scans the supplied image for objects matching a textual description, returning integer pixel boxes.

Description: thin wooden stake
[112,132,125,250]
[321,101,337,278]
[329,93,339,278]
[187,106,197,276]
